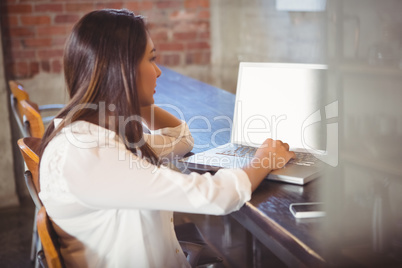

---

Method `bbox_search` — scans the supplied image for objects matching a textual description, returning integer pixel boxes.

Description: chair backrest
[9,80,42,116]
[9,81,30,137]
[9,80,43,136]
[37,206,64,268]
[18,137,41,193]
[20,100,45,138]
[9,80,30,104]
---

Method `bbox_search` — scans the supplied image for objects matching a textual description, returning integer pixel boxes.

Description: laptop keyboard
[216,145,317,166]
[216,145,257,158]
[288,152,317,166]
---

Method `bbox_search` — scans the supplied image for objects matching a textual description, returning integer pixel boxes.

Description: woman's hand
[253,138,295,170]
[243,139,296,191]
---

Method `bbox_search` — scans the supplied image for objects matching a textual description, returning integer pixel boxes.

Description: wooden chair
[37,206,65,268]
[18,137,41,192]
[24,170,43,266]
[24,170,43,210]
[18,137,65,268]
[20,100,46,139]
[10,81,62,265]
[18,137,43,268]
[10,81,30,137]
[9,80,64,137]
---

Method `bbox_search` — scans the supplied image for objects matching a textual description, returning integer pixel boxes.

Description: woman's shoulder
[52,119,122,149]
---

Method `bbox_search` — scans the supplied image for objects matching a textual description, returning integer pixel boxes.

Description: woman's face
[137,35,162,107]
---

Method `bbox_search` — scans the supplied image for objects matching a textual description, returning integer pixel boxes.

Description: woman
[39,9,295,268]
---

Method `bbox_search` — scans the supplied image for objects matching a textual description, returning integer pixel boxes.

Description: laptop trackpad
[268,164,320,184]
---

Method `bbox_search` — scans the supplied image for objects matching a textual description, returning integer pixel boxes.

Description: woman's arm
[143,123,194,158]
[141,105,181,130]
[58,141,250,215]
[141,104,194,158]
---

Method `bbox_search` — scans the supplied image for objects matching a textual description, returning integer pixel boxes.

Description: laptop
[181,62,328,185]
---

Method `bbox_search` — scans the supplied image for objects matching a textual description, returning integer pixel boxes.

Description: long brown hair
[39,9,159,165]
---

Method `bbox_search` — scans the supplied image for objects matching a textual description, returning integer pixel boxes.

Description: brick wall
[0,0,211,79]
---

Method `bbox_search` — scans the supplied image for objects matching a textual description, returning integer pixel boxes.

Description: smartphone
[289,202,326,219]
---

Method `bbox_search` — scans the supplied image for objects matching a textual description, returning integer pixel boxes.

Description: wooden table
[155,67,326,267]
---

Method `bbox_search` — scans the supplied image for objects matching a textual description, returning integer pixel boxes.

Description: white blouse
[39,119,251,268]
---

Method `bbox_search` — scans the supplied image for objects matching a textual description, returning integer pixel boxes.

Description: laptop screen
[231,62,327,150]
